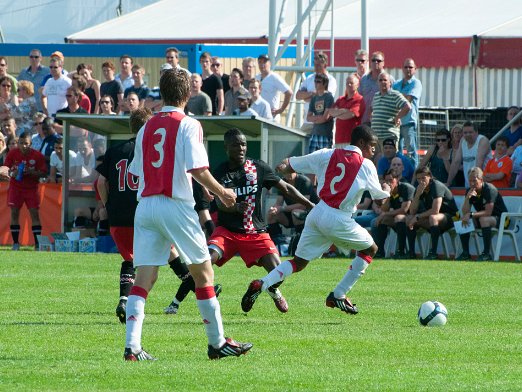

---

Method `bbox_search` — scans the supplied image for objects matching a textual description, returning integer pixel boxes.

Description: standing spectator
[456,167,508,261]
[200,52,223,115]
[165,47,191,76]
[124,69,251,361]
[450,124,465,186]
[31,112,46,151]
[248,79,272,120]
[100,61,124,113]
[4,132,47,250]
[115,55,134,91]
[54,86,88,136]
[354,49,369,80]
[241,125,389,315]
[41,57,71,117]
[377,138,415,182]
[124,64,150,106]
[186,73,212,116]
[48,137,78,183]
[0,56,18,95]
[39,117,61,167]
[71,74,92,113]
[211,57,230,95]
[329,73,365,147]
[510,143,522,188]
[17,49,49,111]
[402,167,459,259]
[242,57,256,90]
[121,92,141,115]
[359,51,394,125]
[99,95,116,115]
[0,76,19,121]
[12,80,38,135]
[503,106,522,155]
[224,68,244,115]
[372,168,415,258]
[446,121,492,188]
[6,134,18,152]
[77,63,101,114]
[483,136,512,188]
[2,117,17,138]
[296,52,337,131]
[416,129,453,184]
[256,54,293,122]
[393,58,422,167]
[370,71,411,147]
[307,73,335,153]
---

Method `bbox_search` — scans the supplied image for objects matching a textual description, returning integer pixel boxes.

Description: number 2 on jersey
[330,163,345,194]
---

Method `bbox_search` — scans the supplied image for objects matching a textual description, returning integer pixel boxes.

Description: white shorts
[295,201,374,261]
[133,195,210,267]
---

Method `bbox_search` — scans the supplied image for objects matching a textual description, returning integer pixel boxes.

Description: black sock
[169,256,195,302]
[407,228,417,256]
[396,222,407,253]
[32,225,42,247]
[482,227,492,254]
[10,225,20,244]
[98,219,109,236]
[120,261,135,298]
[460,233,470,254]
[430,226,440,254]
[373,224,388,253]
[204,220,215,236]
[267,280,283,293]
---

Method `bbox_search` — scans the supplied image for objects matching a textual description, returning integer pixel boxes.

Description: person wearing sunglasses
[0,56,18,96]
[0,76,19,121]
[354,49,369,79]
[17,49,49,111]
[416,128,453,184]
[41,57,71,117]
[99,95,116,115]
[199,52,223,115]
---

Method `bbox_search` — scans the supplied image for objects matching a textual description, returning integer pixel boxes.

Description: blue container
[15,162,25,181]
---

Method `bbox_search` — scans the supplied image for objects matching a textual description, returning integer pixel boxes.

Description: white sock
[333,256,369,298]
[125,294,146,351]
[195,287,226,348]
[261,260,295,291]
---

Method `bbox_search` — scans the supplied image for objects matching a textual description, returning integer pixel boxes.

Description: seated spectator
[353,190,381,228]
[372,169,414,258]
[511,143,522,188]
[48,137,78,183]
[39,117,61,168]
[377,138,415,182]
[12,80,38,135]
[484,136,512,188]
[456,167,508,261]
[73,137,97,183]
[503,106,522,155]
[401,167,459,259]
[248,79,272,120]
[6,134,18,153]
[92,138,106,158]
[2,117,17,138]
[234,90,258,117]
[71,74,92,113]
[77,63,101,114]
[450,124,465,186]
[31,112,46,151]
[99,95,116,115]
[267,171,318,241]
[416,129,453,184]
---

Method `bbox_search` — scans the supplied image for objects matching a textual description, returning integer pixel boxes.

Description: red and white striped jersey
[129,106,208,202]
[289,146,389,212]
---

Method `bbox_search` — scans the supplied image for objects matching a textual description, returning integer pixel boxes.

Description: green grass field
[1,249,521,391]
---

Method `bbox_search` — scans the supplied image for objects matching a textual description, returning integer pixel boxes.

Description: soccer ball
[418,301,448,327]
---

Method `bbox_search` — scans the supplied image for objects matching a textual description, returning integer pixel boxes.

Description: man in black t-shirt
[456,167,508,261]
[401,166,459,259]
[372,169,414,258]
[207,128,315,313]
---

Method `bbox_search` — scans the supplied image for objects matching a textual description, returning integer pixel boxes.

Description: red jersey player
[4,132,47,250]
[242,125,390,315]
[123,69,252,361]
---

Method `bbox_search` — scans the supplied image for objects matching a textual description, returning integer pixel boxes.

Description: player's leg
[110,226,135,323]
[9,206,21,250]
[425,213,448,259]
[258,253,288,313]
[478,216,497,260]
[164,247,200,315]
[28,207,41,249]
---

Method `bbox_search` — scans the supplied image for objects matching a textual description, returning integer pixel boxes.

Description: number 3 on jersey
[116,159,139,191]
[151,128,166,168]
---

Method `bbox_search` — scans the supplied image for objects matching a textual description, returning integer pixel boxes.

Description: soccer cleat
[116,299,127,324]
[207,337,253,360]
[214,284,222,298]
[12,243,20,251]
[325,292,359,315]
[124,347,157,361]
[164,301,179,315]
[241,279,263,313]
[456,252,471,261]
[477,252,491,262]
[267,287,288,313]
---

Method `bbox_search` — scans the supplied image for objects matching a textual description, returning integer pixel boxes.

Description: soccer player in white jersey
[123,69,252,361]
[241,125,390,315]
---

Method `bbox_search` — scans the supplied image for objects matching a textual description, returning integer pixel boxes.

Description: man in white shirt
[42,58,71,117]
[248,79,272,120]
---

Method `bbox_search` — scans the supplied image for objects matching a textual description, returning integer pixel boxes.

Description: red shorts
[110,226,134,261]
[8,186,40,209]
[208,226,278,268]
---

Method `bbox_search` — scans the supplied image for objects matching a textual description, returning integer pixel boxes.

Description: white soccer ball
[418,300,448,327]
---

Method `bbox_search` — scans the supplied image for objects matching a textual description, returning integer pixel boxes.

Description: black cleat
[208,338,253,360]
[325,292,359,315]
[241,280,263,313]
[214,284,222,297]
[124,347,156,361]
[116,299,127,324]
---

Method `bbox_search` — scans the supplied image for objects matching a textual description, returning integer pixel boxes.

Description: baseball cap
[50,51,64,61]
[383,138,397,148]
[237,88,251,100]
[160,63,173,72]
[257,54,270,61]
